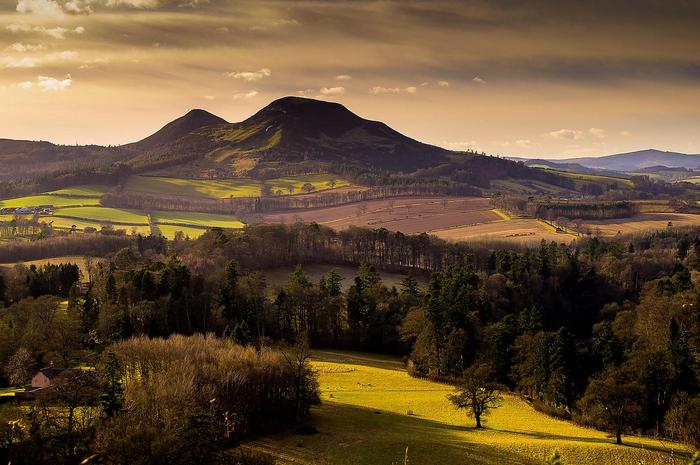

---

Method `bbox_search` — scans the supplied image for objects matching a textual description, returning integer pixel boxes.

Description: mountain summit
[127,96,451,176]
[128,109,228,151]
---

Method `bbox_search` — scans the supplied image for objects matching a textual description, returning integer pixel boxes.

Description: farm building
[14,367,67,400]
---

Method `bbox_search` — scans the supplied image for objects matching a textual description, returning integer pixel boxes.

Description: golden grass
[155,224,209,240]
[123,174,350,199]
[152,210,244,229]
[247,351,691,465]
[0,194,101,208]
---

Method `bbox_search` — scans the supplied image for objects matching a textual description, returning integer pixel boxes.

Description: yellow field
[0,194,101,208]
[552,171,634,189]
[580,213,700,236]
[248,351,690,465]
[52,206,149,225]
[0,255,106,275]
[45,185,112,197]
[155,224,209,240]
[432,218,574,244]
[151,210,244,229]
[123,174,349,199]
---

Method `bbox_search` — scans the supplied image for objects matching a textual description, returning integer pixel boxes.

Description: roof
[38,367,66,379]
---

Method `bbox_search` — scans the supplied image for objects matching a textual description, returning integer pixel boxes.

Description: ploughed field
[247,351,690,465]
[263,197,501,234]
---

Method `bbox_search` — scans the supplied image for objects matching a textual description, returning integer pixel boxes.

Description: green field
[123,174,349,199]
[0,194,102,208]
[52,206,149,225]
[152,211,244,229]
[46,185,112,197]
[248,351,690,465]
[155,224,209,240]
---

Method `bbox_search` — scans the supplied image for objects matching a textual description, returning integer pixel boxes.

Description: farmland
[123,174,350,199]
[249,351,689,465]
[432,218,574,244]
[263,197,500,234]
[579,213,700,236]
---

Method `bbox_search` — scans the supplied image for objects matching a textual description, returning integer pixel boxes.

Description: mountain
[126,109,228,151]
[556,149,700,172]
[127,96,452,176]
[508,157,631,178]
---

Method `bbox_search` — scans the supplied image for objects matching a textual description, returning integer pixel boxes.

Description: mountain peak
[128,108,228,150]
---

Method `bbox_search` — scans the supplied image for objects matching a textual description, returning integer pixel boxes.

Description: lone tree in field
[328,178,337,189]
[448,364,502,428]
[301,182,315,194]
[578,365,642,445]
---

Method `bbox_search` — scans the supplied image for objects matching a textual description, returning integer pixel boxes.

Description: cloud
[1,50,78,68]
[6,43,47,52]
[6,24,85,39]
[589,127,606,139]
[619,131,631,136]
[232,90,258,100]
[250,18,299,31]
[18,75,72,91]
[2,56,40,68]
[16,0,65,17]
[369,86,418,95]
[369,86,400,95]
[335,74,352,81]
[319,86,345,96]
[64,0,94,14]
[79,57,109,69]
[225,68,271,81]
[472,76,486,84]
[515,139,534,148]
[548,129,584,140]
[437,80,449,87]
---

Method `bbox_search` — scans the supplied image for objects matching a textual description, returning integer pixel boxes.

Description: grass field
[248,351,690,465]
[432,218,575,244]
[123,174,349,199]
[580,213,700,236]
[52,207,149,225]
[155,224,209,240]
[0,194,102,208]
[151,211,244,229]
[553,171,634,190]
[45,185,112,197]
[0,255,105,276]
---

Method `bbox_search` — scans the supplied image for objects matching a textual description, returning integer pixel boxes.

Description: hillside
[127,96,453,177]
[249,351,690,465]
[556,149,700,171]
[126,108,228,151]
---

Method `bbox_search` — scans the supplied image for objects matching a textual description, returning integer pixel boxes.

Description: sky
[1,0,699,159]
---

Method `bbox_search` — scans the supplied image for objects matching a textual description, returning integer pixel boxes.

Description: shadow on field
[248,402,541,465]
[311,350,406,372]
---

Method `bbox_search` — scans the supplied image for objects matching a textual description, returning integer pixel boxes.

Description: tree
[448,364,502,428]
[578,365,643,444]
[301,182,315,194]
[4,347,36,386]
[101,351,124,418]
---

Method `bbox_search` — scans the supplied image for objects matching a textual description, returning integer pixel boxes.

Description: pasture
[151,210,244,229]
[154,224,209,240]
[263,197,499,234]
[52,206,150,225]
[579,213,700,236]
[0,194,101,208]
[0,255,105,276]
[248,351,690,465]
[432,218,575,244]
[123,174,349,199]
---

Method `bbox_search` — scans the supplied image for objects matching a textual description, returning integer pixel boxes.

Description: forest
[0,223,699,463]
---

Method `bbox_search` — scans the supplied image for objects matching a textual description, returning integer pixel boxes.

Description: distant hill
[126,109,228,152]
[556,149,700,172]
[127,96,452,176]
[0,96,643,196]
